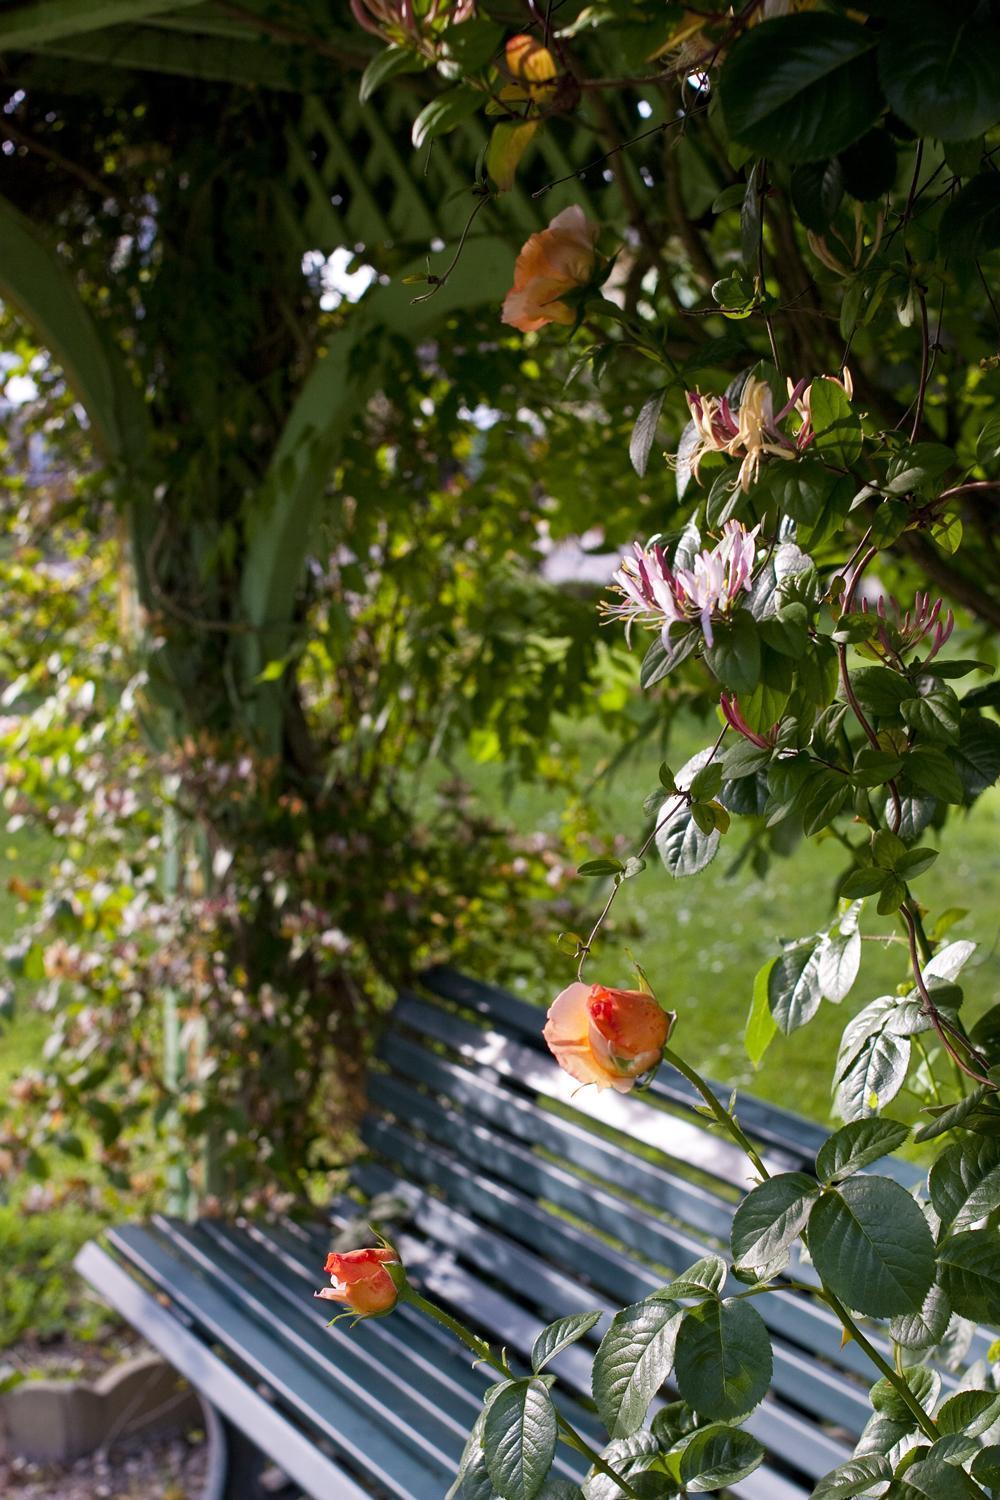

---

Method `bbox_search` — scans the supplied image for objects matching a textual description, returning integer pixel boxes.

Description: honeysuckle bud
[543,981,675,1093]
[720,693,777,749]
[501,206,599,332]
[315,1246,401,1318]
[858,591,955,662]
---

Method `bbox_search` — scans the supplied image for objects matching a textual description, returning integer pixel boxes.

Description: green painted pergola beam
[0,0,205,49]
[25,26,347,89]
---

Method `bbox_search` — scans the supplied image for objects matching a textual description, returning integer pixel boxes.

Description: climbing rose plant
[342,2,1000,1497]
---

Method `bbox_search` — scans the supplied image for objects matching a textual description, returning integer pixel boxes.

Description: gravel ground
[1,1335,209,1499]
[0,1429,208,1499]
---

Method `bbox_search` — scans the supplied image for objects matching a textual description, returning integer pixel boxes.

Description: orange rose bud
[543,982,673,1093]
[501,206,599,333]
[315,1246,400,1318]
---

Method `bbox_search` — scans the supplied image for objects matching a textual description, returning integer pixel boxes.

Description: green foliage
[482,1378,558,1500]
[592,1300,683,1439]
[815,1119,911,1183]
[673,1298,773,1421]
[730,1172,819,1273]
[808,1177,935,1317]
[0,1202,113,1350]
[7,4,1000,1494]
[720,15,881,162]
[531,1313,604,1374]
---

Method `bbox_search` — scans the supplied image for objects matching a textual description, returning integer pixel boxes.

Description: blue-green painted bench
[76,967,986,1499]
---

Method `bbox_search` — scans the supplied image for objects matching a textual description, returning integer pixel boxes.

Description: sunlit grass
[462,715,1000,1126]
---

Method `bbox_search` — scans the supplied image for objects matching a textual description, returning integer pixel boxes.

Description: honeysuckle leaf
[720,14,881,162]
[878,3,1000,141]
[629,390,666,479]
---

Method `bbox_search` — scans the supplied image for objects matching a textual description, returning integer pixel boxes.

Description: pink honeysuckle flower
[604,520,760,649]
[790,368,855,450]
[350,0,475,49]
[858,591,955,662]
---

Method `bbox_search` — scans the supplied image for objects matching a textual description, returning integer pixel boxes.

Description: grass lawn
[463,714,1000,1129]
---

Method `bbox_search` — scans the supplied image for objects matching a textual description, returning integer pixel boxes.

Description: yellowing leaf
[506,33,556,83]
[486,119,540,191]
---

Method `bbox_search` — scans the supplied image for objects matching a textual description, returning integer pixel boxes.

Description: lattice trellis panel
[281,84,670,259]
[4,0,671,267]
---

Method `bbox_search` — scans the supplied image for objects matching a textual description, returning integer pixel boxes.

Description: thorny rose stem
[404,1287,646,1499]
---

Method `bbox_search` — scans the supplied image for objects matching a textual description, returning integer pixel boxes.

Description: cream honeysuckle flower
[680,377,796,493]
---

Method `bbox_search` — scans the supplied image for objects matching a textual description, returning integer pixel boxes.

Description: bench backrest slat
[393,991,774,1186]
[359,1120,875,1437]
[422,968,856,1163]
[381,1031,736,1240]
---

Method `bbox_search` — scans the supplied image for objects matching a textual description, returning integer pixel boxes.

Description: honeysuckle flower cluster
[859,591,955,662]
[350,0,474,53]
[605,519,759,649]
[677,371,855,493]
[681,376,797,492]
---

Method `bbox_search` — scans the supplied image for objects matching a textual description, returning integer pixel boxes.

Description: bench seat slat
[153,1217,483,1460]
[75,966,952,1500]
[106,1222,455,1498]
[349,1164,842,1497]
[213,1217,596,1474]
[74,1242,368,1500]
[354,1133,874,1439]
[366,1072,893,1391]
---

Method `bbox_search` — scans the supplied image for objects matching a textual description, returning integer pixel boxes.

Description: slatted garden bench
[76,966,989,1500]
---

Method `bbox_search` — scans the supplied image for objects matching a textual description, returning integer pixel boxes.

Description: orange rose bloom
[315,1247,399,1317]
[543,982,673,1093]
[502,206,599,333]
